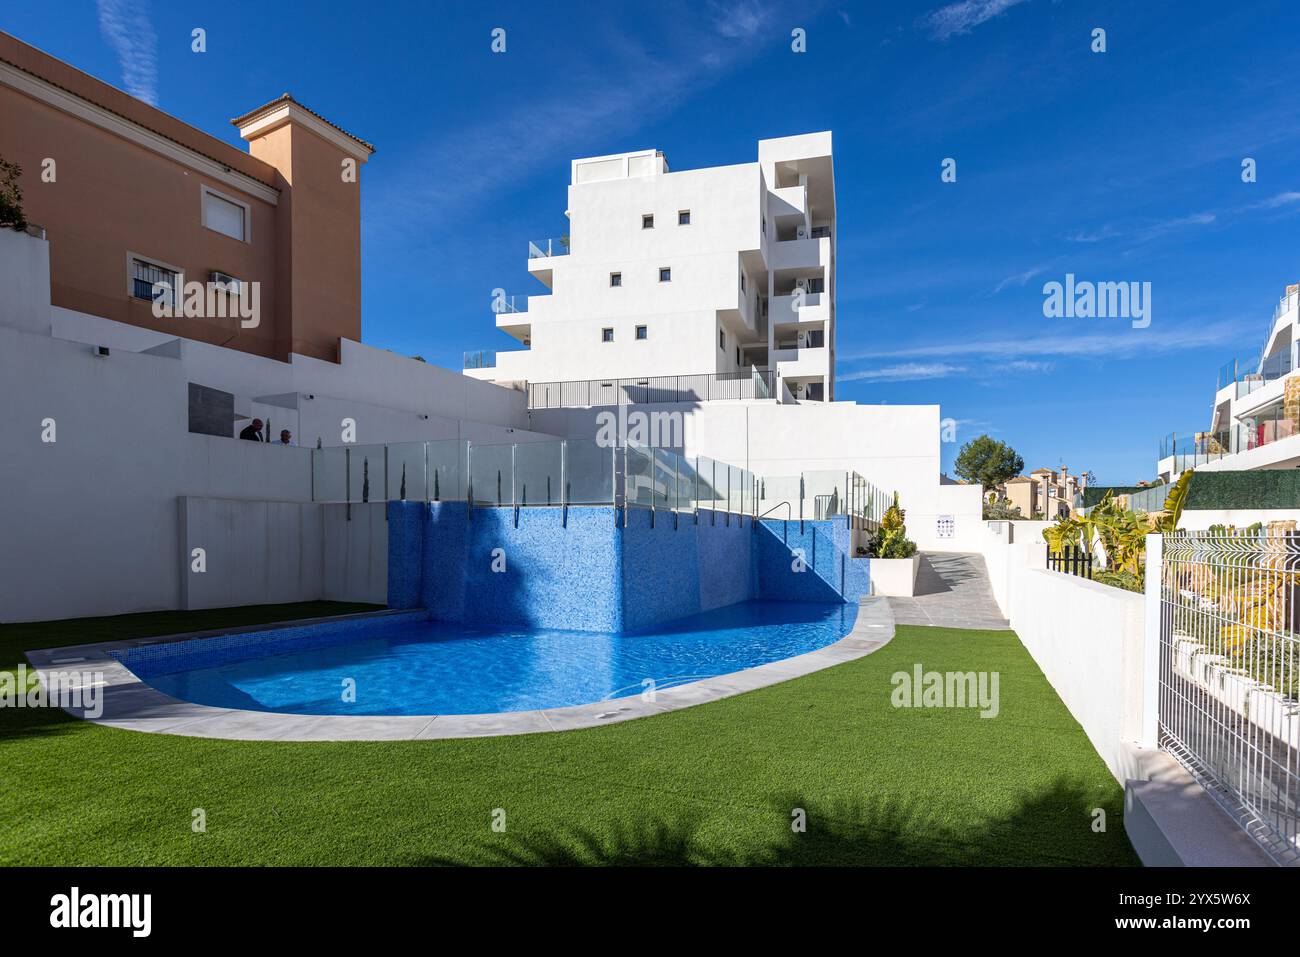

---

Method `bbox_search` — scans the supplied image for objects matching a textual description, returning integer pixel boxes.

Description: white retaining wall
[980,528,1147,782]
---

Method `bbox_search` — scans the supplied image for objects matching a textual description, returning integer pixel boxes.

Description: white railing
[1160,529,1300,864]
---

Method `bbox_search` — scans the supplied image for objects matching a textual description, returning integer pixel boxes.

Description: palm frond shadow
[415,778,1130,866]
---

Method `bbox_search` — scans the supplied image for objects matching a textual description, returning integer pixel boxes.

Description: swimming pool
[118,601,857,716]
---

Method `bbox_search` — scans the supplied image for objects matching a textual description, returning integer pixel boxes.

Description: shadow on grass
[415,779,1134,867]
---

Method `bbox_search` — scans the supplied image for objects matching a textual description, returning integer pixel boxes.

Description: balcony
[527,235,569,289]
[770,291,826,327]
[527,369,774,409]
[464,350,496,370]
[768,235,829,272]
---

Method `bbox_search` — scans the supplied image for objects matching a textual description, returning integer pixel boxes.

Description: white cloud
[840,362,967,382]
[840,318,1252,364]
[711,0,774,38]
[96,0,158,106]
[368,2,780,241]
[992,263,1050,294]
[922,0,1030,41]
[1247,191,1300,210]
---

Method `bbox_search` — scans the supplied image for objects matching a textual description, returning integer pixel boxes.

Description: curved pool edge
[23,598,895,742]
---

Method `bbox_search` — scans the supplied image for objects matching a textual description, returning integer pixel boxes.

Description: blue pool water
[127,601,856,716]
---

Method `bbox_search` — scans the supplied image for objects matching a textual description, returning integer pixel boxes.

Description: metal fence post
[1140,532,1163,749]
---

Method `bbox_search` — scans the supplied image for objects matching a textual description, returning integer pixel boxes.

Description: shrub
[983,497,1023,521]
[1090,569,1142,593]
[0,157,25,230]
[867,492,918,559]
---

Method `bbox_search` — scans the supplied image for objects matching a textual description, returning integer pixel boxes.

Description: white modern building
[465,132,836,403]
[1158,283,1300,480]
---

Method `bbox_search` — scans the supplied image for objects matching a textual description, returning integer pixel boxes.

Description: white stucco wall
[982,535,1147,783]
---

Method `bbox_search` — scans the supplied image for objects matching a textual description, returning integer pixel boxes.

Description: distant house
[998,467,1088,519]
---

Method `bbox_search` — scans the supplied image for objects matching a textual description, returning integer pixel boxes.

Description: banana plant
[1152,469,1193,534]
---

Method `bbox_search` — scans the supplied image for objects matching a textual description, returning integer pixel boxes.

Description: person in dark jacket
[239,418,264,441]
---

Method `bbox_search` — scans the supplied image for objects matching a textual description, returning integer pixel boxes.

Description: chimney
[233,95,374,361]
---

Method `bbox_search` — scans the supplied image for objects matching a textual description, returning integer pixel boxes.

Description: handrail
[757,501,792,521]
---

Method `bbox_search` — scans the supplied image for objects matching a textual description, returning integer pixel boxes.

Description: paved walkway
[886,552,1010,631]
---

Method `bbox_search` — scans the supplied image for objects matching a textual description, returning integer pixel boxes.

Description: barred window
[132,258,179,309]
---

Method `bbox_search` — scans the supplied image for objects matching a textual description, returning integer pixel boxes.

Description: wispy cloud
[921,0,1030,41]
[368,2,783,240]
[840,362,967,382]
[711,0,774,38]
[840,318,1253,364]
[1065,212,1216,245]
[992,263,1050,294]
[1246,191,1300,211]
[96,0,158,106]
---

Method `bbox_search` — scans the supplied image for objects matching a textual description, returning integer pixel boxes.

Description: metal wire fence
[1160,529,1300,864]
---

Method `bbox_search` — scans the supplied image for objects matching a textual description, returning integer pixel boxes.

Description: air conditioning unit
[210,271,242,295]
[793,382,806,398]
[796,225,807,240]
[794,277,808,291]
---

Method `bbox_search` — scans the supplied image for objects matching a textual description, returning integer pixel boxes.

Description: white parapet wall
[979,529,1146,783]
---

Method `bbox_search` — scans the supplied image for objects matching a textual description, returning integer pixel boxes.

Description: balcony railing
[492,295,527,315]
[527,369,774,409]
[527,236,570,259]
[1161,412,1299,473]
[463,350,497,370]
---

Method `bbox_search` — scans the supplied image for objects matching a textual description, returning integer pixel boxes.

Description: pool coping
[23,598,895,741]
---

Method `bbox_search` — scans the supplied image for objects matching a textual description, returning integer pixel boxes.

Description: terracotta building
[0,31,373,362]
[1000,466,1088,519]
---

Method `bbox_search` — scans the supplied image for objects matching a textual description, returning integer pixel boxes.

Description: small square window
[659,267,671,282]
[601,328,614,343]
[635,325,647,340]
[719,328,726,350]
[610,272,622,287]
[642,214,654,229]
[678,210,691,225]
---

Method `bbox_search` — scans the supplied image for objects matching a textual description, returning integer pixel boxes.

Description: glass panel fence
[564,439,615,505]
[385,442,427,502]
[427,439,467,502]
[514,440,563,506]
[468,442,515,506]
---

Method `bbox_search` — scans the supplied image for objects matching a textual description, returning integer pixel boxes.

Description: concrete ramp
[887,552,1010,630]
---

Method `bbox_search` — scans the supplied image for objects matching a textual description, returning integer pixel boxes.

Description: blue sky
[8,0,1300,483]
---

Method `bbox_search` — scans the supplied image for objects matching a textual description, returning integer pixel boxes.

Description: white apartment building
[1158,283,1300,480]
[464,132,836,403]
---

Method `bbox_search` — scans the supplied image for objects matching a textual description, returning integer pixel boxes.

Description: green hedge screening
[1183,471,1300,510]
[1090,473,1300,511]
[1081,486,1145,508]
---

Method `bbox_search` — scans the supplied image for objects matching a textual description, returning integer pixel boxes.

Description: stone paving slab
[885,552,1011,630]
[23,599,897,742]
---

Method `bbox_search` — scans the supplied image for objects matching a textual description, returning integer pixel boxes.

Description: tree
[954,435,1024,491]
[0,157,26,230]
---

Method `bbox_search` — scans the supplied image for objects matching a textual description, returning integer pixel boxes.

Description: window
[659,267,671,282]
[719,328,726,351]
[202,187,248,242]
[601,328,614,343]
[740,272,746,292]
[678,210,691,225]
[736,346,740,365]
[131,257,180,309]
[610,272,622,287]
[642,214,654,229]
[635,325,647,340]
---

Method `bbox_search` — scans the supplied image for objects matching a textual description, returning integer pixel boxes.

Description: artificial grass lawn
[0,605,1137,866]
